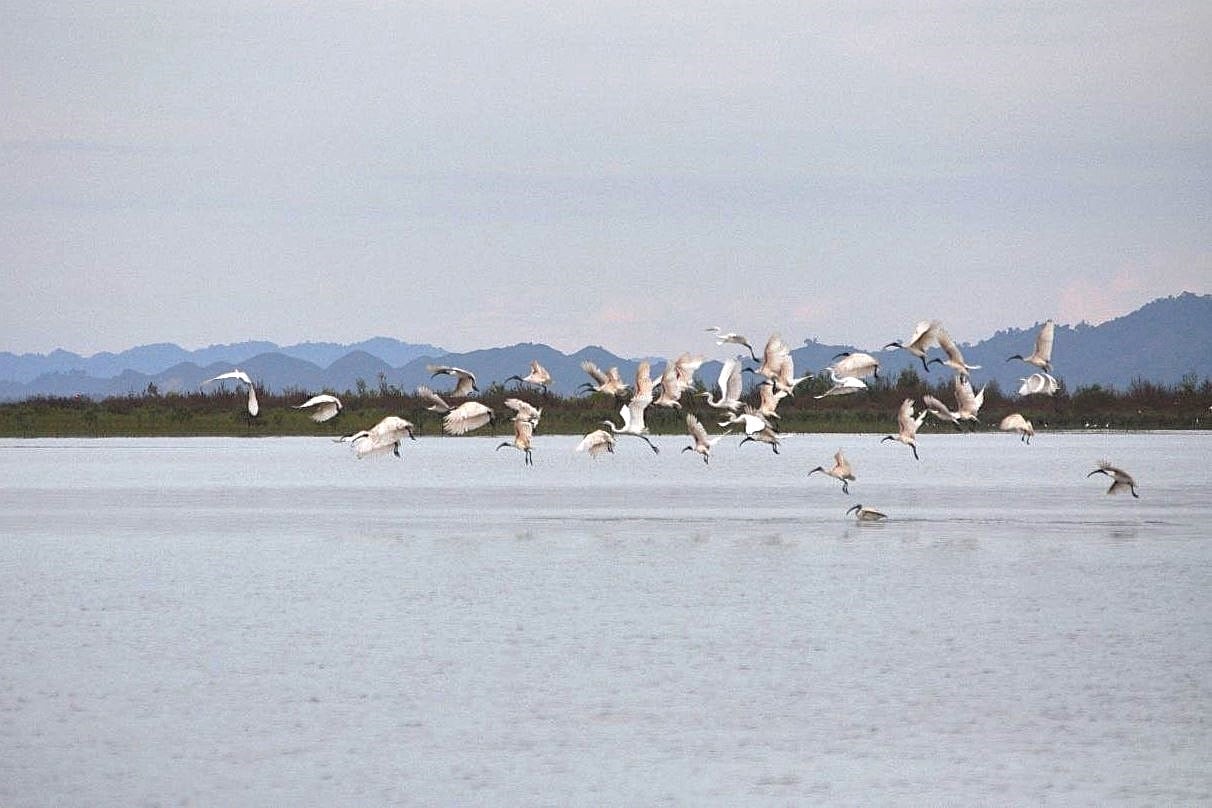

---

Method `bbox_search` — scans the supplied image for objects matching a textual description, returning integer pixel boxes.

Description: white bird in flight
[883,321,938,373]
[815,367,867,399]
[503,397,542,428]
[706,326,759,361]
[921,393,964,430]
[999,413,1035,443]
[415,385,452,414]
[1087,460,1139,498]
[756,380,789,421]
[575,429,616,457]
[601,394,660,454]
[293,394,342,423]
[699,356,745,412]
[953,373,985,424]
[672,352,705,391]
[749,333,790,381]
[426,364,479,397]
[1006,319,1055,373]
[927,326,981,375]
[1019,372,1059,396]
[682,413,726,464]
[578,361,629,397]
[633,360,657,401]
[653,361,686,409]
[729,408,780,454]
[772,353,812,395]
[881,398,926,460]
[346,416,416,459]
[442,401,495,435]
[505,360,552,395]
[829,351,881,380]
[808,450,856,494]
[201,369,259,418]
[497,417,535,466]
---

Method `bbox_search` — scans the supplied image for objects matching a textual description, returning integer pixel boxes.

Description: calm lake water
[1,431,1209,806]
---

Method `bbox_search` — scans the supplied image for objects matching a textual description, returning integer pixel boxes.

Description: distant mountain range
[1,292,1208,401]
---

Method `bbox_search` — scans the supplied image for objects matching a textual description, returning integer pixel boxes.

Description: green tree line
[1,369,1210,438]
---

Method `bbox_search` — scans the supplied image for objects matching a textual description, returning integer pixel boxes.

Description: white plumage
[881,398,926,460]
[682,413,726,464]
[293,394,342,423]
[575,429,616,457]
[999,413,1035,443]
[348,416,416,459]
[809,450,856,494]
[201,368,259,418]
[442,401,495,435]
[1007,320,1055,372]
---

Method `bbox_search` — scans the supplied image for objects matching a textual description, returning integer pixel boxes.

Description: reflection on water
[1,433,1210,806]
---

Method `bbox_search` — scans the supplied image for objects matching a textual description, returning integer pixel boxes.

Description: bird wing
[451,373,476,397]
[921,394,952,420]
[580,360,608,386]
[529,360,550,381]
[415,385,450,410]
[295,394,337,409]
[658,362,681,396]
[246,385,260,417]
[953,375,977,412]
[304,400,340,422]
[1035,320,1055,364]
[897,398,917,433]
[833,450,853,478]
[760,334,787,372]
[504,398,540,422]
[907,321,937,350]
[634,360,654,399]
[833,352,877,379]
[935,327,961,362]
[443,402,493,435]
[202,369,253,386]
[999,413,1025,431]
[721,357,742,402]
[1095,460,1132,482]
[674,352,704,384]
[738,411,766,435]
[686,413,709,445]
[576,429,614,456]
[369,416,414,442]
[627,394,653,431]
[352,435,395,459]
[774,354,797,388]
[758,380,786,414]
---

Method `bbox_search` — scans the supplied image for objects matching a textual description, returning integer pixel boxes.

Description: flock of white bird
[201,319,1141,518]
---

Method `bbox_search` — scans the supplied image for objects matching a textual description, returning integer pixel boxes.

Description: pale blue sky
[2,1,1209,358]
